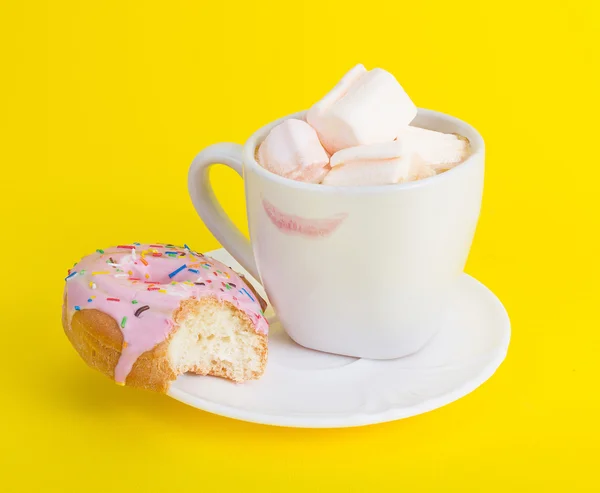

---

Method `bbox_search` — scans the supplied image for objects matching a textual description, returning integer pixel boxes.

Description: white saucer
[168,249,510,428]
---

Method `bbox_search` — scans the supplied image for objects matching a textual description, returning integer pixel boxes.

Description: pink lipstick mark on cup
[262,199,347,238]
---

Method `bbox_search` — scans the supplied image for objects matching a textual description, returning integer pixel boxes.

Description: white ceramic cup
[188,109,484,359]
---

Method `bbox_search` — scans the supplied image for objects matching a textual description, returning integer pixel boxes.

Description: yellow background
[1,0,599,491]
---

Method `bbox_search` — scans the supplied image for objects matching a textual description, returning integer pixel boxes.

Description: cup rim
[242,108,484,194]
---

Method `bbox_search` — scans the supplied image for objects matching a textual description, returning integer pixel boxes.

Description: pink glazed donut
[62,243,268,392]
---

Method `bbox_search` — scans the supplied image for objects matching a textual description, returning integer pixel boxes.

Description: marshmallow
[257,119,330,183]
[307,64,417,154]
[397,126,470,172]
[323,141,410,186]
[406,155,438,182]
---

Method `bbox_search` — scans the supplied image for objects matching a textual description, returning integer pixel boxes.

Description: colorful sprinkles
[168,264,187,279]
[134,305,150,317]
[240,288,255,302]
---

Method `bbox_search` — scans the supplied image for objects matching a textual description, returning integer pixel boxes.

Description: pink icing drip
[66,244,268,383]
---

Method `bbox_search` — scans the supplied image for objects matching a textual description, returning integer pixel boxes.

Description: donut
[62,243,268,392]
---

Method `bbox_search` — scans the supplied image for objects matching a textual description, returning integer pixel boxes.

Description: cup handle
[188,142,259,281]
